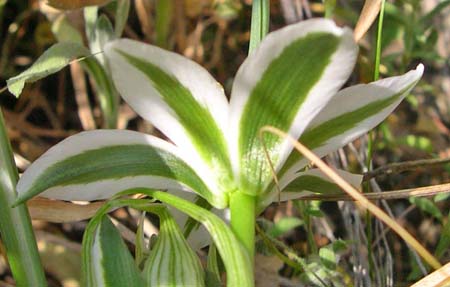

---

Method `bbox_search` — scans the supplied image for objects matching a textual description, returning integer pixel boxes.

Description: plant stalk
[249,0,270,53]
[0,109,47,286]
[229,192,256,262]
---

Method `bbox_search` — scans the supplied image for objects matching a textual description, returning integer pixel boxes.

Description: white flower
[16,18,423,213]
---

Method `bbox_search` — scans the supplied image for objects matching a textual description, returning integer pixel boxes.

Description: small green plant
[1,1,433,285]
[7,16,425,286]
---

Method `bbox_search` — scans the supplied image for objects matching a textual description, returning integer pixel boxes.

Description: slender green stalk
[249,0,270,53]
[324,0,336,19]
[229,192,256,260]
[0,109,47,286]
[366,0,386,277]
[155,0,173,48]
[373,0,386,82]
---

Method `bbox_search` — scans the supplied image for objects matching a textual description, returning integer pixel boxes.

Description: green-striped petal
[229,18,358,195]
[104,39,235,196]
[89,216,145,287]
[143,206,205,287]
[281,64,424,178]
[16,130,227,208]
[258,169,362,210]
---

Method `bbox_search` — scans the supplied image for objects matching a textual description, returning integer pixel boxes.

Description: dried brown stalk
[363,157,450,181]
[300,182,450,201]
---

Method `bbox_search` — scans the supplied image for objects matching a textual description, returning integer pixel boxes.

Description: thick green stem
[229,192,256,261]
[0,109,47,286]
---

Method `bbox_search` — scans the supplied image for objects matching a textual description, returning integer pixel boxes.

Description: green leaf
[397,135,433,153]
[51,15,84,45]
[114,0,130,37]
[105,39,234,196]
[15,130,226,208]
[88,216,145,287]
[81,57,118,128]
[319,240,347,270]
[409,197,443,220]
[143,206,205,286]
[155,0,173,48]
[135,213,149,268]
[230,19,357,195]
[84,6,98,48]
[268,217,303,238]
[319,246,337,270]
[6,42,90,97]
[206,244,222,287]
[435,213,450,259]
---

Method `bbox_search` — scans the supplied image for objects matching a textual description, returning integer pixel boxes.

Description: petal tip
[415,63,425,75]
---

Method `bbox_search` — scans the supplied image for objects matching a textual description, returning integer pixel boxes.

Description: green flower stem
[230,191,256,261]
[0,109,47,286]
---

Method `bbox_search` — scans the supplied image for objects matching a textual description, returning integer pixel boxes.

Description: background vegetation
[0,0,449,286]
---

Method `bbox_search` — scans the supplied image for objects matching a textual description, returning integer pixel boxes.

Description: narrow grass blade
[0,110,47,286]
[114,0,130,37]
[155,0,173,48]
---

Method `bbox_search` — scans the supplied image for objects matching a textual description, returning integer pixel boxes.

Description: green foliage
[268,217,303,238]
[6,42,89,97]
[409,197,443,221]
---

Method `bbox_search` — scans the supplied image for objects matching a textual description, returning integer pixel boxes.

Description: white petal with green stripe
[104,40,234,195]
[16,130,227,208]
[89,216,145,287]
[281,64,424,178]
[259,169,362,209]
[143,206,205,287]
[229,18,358,195]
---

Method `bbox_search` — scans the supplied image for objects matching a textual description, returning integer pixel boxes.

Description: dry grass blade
[363,157,450,181]
[259,125,442,270]
[28,197,104,222]
[411,262,450,287]
[46,0,111,10]
[354,0,382,42]
[70,61,96,130]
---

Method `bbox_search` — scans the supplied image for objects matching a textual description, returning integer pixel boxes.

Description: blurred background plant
[0,0,449,286]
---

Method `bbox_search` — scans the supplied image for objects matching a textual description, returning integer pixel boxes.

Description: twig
[363,157,450,181]
[3,109,76,138]
[70,61,96,130]
[300,182,450,201]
